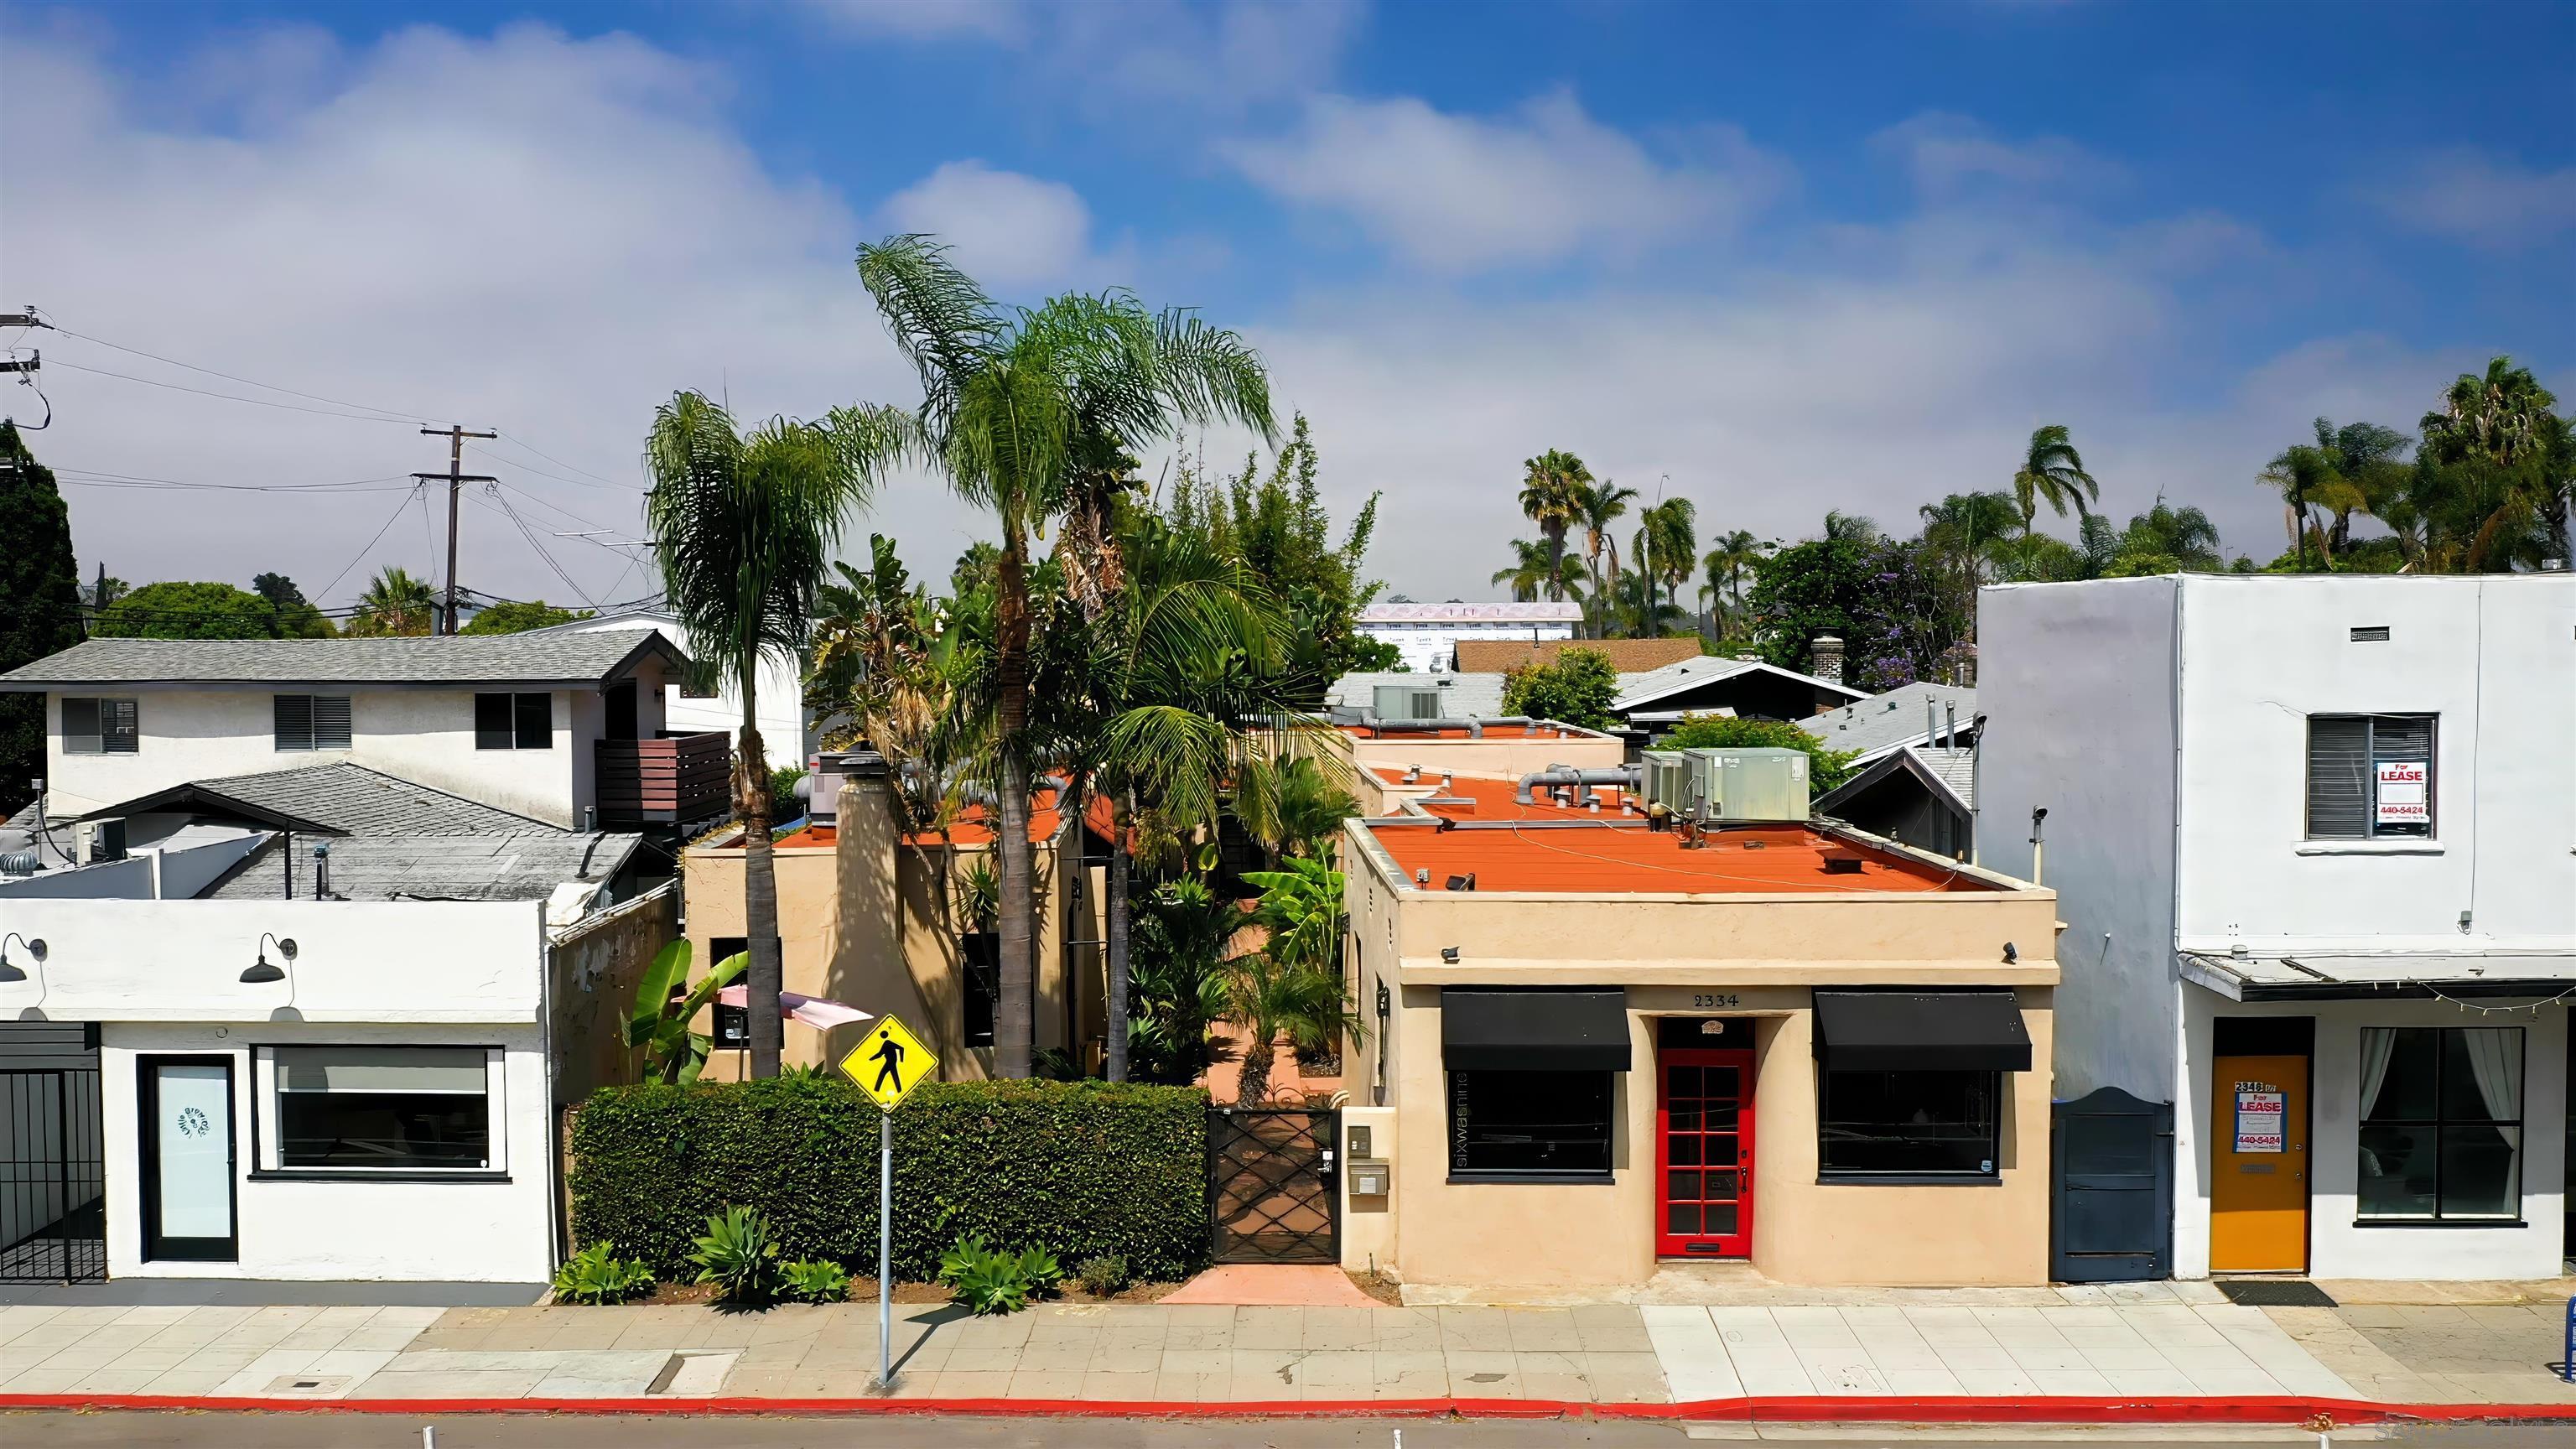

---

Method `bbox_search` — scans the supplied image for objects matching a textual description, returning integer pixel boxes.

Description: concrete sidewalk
[6,1296,2573,1412]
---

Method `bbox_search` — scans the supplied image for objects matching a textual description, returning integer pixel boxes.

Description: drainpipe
[2028,807,2048,887]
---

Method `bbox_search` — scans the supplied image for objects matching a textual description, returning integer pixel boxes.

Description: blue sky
[4,0,2571,606]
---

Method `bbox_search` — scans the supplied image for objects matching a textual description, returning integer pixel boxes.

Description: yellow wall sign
[839,1015,937,1109]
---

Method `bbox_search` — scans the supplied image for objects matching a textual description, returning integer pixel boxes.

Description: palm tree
[1916,492,2017,588]
[2119,496,2224,570]
[347,566,436,636]
[1699,530,1763,640]
[2010,424,2101,535]
[1821,510,1880,544]
[644,391,899,1078]
[854,235,1274,1078]
[1639,497,1696,632]
[1574,479,1637,635]
[2419,356,2567,569]
[1518,450,1592,603]
[1490,538,1584,604]
[2259,444,2357,571]
[2309,418,2412,555]
[1227,857,1364,1104]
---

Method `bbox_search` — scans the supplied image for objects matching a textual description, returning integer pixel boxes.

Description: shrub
[1073,1254,1130,1297]
[552,1241,656,1306]
[688,1206,782,1305]
[780,1259,850,1305]
[1500,647,1619,730]
[939,1235,1062,1316]
[569,1077,1211,1283]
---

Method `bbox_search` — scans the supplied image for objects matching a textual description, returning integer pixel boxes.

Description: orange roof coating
[1373,769,1639,822]
[1367,820,1994,895]
[1343,722,1602,741]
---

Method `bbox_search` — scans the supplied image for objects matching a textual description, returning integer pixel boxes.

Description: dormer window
[474,692,553,750]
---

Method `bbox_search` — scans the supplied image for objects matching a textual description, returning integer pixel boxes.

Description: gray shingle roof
[1914,744,1976,809]
[1799,683,1977,762]
[117,763,568,837]
[1611,655,1865,712]
[204,832,640,902]
[0,631,680,690]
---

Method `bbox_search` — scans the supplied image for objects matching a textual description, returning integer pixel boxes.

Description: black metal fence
[1209,1107,1338,1265]
[1,1067,107,1283]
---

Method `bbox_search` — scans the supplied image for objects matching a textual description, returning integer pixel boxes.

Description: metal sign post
[836,1014,937,1391]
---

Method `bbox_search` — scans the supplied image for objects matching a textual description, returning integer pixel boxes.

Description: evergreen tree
[0,422,84,815]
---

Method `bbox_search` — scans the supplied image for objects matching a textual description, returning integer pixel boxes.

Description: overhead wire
[39,319,447,425]
[473,485,599,608]
[43,357,430,426]
[316,481,430,603]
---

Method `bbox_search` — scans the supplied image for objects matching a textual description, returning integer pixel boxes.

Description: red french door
[1656,1046,1753,1258]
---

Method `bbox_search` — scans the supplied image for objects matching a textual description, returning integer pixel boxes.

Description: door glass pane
[1668,1066,1701,1098]
[1667,1169,1701,1201]
[2357,1124,2434,1218]
[1704,1134,1738,1166]
[2439,1124,2520,1218]
[1705,1099,1739,1131]
[1669,1135,1701,1166]
[153,1064,231,1240]
[1666,1203,1698,1233]
[1705,1202,1737,1235]
[1668,1104,1699,1132]
[1706,1067,1739,1098]
[1706,1169,1739,1202]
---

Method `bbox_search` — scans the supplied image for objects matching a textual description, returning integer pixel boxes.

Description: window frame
[708,937,750,1052]
[473,691,554,750]
[272,693,353,752]
[2355,1026,2523,1225]
[60,695,139,755]
[962,931,1000,1049]
[1444,1067,1618,1184]
[248,1044,508,1182]
[1815,1067,2002,1184]
[2305,714,2437,840]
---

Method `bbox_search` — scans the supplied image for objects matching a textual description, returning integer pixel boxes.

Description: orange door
[2210,1054,2309,1272]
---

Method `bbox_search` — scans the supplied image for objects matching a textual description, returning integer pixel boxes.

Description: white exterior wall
[1361,621,1579,673]
[96,1021,553,1284]
[2175,989,2567,1281]
[1974,577,2181,1101]
[0,897,556,1284]
[551,616,805,771]
[2174,575,2576,953]
[44,686,593,828]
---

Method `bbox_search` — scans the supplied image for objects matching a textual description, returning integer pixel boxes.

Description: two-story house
[0,631,724,833]
[1977,574,2573,1282]
[515,608,813,774]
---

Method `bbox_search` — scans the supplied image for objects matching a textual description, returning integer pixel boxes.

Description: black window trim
[1815,1067,2004,1185]
[2305,713,2437,841]
[2355,1025,2523,1226]
[247,1041,509,1182]
[1443,1067,1618,1184]
[474,691,555,750]
[61,695,140,755]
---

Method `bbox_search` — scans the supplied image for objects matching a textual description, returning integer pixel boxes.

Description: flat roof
[1343,722,1607,742]
[1373,769,1637,822]
[1362,817,1999,895]
[763,787,1114,850]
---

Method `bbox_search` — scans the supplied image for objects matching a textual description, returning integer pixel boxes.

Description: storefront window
[265,1046,498,1174]
[1818,1070,1998,1178]
[2358,1027,2521,1221]
[1448,1069,1613,1179]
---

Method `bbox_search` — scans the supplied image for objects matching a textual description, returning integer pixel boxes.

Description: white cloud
[1225,89,1792,272]
[792,0,1028,42]
[2366,148,2576,249]
[1872,112,2114,199]
[880,160,1097,288]
[0,23,997,610]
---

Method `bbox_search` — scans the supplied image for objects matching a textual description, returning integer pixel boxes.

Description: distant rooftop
[1373,768,1635,821]
[1343,721,1608,742]
[1451,638,1705,674]
[1800,683,1977,762]
[0,631,683,691]
[1612,655,1865,714]
[1359,602,1583,623]
[1361,818,1998,896]
[1329,670,1658,719]
[205,831,639,902]
[82,763,567,838]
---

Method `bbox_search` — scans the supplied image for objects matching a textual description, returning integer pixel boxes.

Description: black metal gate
[3,1065,108,1283]
[1209,1108,1338,1265]
[2050,1085,2173,1283]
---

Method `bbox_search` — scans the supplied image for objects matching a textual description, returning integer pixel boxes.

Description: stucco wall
[1348,732,1627,782]
[2174,988,2568,1281]
[1976,577,2182,1103]
[548,882,678,1104]
[99,1021,553,1284]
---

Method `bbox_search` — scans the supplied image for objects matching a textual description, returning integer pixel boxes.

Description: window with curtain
[266,1046,498,1174]
[60,696,139,754]
[2356,1027,2521,1221]
[2306,714,2435,839]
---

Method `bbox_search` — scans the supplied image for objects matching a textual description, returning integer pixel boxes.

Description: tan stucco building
[1335,771,2060,1290]
[681,756,1109,1080]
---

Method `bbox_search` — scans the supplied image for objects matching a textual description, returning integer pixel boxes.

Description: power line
[316,481,430,604]
[53,468,414,493]
[475,436,632,491]
[44,323,445,425]
[471,485,597,608]
[44,356,427,426]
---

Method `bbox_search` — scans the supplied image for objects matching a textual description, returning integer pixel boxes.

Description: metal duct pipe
[1945,703,1958,752]
[1356,715,1487,739]
[1514,764,1641,807]
[1927,699,1939,754]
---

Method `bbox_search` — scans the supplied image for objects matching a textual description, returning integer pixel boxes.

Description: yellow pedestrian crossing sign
[839,1014,937,1110]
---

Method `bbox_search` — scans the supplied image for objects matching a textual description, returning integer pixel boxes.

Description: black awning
[1442,988,1632,1072]
[1812,989,2030,1072]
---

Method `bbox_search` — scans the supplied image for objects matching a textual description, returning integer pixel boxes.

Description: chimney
[1812,634,1845,684]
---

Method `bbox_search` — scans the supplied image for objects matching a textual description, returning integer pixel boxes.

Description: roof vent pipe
[1927,699,1939,752]
[1945,702,1958,753]
[1514,764,1641,807]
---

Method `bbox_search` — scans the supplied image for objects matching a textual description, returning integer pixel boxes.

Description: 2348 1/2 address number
[1690,994,1741,1009]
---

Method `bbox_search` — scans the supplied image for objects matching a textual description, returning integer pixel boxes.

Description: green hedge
[568,1076,1211,1282]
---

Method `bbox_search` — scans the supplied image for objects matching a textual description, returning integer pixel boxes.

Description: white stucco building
[1357,601,1582,673]
[518,609,812,774]
[1977,574,2573,1281]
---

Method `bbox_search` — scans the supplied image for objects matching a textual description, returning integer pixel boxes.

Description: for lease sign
[2233,1089,2286,1154]
[2375,760,2428,825]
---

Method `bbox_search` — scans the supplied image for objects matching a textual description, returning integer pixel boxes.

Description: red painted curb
[3,1391,2572,1423]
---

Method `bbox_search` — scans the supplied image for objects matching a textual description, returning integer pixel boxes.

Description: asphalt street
[4,1414,2570,1449]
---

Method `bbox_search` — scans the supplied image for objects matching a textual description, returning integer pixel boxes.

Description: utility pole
[415,426,496,635]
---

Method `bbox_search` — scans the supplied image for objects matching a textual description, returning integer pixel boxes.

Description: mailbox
[1348,1160,1391,1197]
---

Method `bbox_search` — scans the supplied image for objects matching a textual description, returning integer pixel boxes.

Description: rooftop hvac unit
[1372,684,1447,721]
[1641,751,1690,811]
[1680,747,1810,823]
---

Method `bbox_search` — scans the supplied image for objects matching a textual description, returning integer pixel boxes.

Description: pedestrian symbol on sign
[839,1013,936,1110]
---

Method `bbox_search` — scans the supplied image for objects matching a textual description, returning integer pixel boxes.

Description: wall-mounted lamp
[1439,946,1460,963]
[242,932,297,984]
[2002,941,2018,964]
[0,932,44,984]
